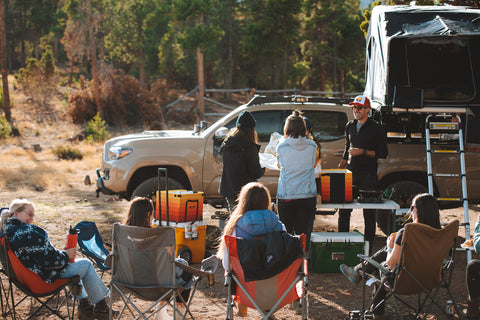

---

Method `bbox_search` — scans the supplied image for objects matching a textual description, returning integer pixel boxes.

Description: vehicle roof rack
[246,95,352,107]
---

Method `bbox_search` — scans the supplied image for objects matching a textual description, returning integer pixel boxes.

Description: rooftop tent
[365,5,480,109]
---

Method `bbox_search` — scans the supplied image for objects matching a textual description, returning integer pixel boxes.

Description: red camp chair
[0,237,81,320]
[224,231,308,320]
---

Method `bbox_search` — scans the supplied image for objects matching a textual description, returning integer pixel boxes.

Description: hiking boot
[340,264,361,285]
[78,298,93,313]
[93,299,119,315]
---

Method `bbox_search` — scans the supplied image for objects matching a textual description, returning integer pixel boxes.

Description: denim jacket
[276,136,317,200]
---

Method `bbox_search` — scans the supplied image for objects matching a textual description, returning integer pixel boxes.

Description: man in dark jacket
[219,110,265,211]
[338,95,388,249]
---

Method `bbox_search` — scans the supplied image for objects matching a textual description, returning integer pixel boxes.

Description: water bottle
[65,226,79,263]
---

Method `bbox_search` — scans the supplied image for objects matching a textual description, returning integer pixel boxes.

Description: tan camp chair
[108,223,217,320]
[358,220,459,320]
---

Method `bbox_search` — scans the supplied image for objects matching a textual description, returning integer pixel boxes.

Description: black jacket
[219,134,265,199]
[342,118,388,176]
[236,231,304,282]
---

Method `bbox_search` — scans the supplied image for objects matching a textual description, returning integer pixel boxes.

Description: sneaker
[340,264,361,285]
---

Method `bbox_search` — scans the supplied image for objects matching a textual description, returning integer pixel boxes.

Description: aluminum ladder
[425,114,471,261]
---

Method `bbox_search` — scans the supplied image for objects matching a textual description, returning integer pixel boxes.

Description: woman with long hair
[120,197,193,320]
[219,110,265,212]
[217,182,285,317]
[340,193,441,317]
[276,110,318,249]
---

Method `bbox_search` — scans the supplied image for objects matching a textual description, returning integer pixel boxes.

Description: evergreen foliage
[85,113,109,142]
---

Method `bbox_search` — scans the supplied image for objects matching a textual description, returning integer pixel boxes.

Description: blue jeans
[60,258,109,304]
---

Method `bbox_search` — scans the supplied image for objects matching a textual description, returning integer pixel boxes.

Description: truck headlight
[109,146,133,160]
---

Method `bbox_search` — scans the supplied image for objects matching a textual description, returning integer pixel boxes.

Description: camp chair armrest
[175,261,214,278]
[357,254,390,274]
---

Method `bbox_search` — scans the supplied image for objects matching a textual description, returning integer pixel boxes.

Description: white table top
[316,199,400,210]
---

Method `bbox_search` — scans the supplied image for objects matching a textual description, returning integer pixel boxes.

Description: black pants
[467,259,480,300]
[338,172,378,248]
[354,247,389,315]
[277,197,316,250]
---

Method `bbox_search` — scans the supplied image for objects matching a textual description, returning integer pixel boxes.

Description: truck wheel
[376,181,427,236]
[131,176,184,199]
[177,247,193,264]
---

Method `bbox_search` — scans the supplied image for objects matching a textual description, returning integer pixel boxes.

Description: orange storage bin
[319,169,353,203]
[156,190,204,222]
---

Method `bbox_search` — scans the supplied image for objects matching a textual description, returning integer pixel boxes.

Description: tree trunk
[0,0,12,123]
[320,21,325,91]
[87,0,102,117]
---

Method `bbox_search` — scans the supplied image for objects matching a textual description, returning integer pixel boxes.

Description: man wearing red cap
[338,95,388,251]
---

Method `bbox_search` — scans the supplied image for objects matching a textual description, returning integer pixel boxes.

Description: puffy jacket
[219,134,265,199]
[235,209,285,239]
[276,136,317,200]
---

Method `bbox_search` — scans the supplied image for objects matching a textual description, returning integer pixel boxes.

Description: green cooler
[310,231,367,273]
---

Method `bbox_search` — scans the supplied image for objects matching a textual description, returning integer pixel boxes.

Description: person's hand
[348,148,363,157]
[338,159,347,169]
[387,232,397,249]
[66,248,76,261]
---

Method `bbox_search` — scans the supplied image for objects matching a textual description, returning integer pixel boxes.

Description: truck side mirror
[214,127,228,140]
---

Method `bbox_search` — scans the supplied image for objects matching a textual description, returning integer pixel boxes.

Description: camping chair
[358,220,460,320]
[108,223,218,320]
[0,236,81,320]
[73,220,111,275]
[224,231,308,320]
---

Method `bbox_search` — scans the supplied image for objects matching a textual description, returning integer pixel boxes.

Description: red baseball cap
[349,95,371,107]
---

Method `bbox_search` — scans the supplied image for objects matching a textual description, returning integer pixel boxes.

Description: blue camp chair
[73,221,111,274]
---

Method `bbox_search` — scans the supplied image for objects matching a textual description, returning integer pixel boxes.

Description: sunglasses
[351,106,369,110]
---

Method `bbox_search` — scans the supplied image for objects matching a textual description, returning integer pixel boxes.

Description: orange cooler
[160,220,207,263]
[319,169,353,203]
[156,190,204,222]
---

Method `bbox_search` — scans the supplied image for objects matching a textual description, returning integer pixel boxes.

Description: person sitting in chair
[339,193,441,318]
[0,199,112,315]
[217,182,286,317]
[119,197,193,320]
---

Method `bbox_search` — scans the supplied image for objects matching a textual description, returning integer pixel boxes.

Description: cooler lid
[310,232,364,243]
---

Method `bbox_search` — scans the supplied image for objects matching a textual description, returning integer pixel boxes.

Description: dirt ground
[0,181,477,319]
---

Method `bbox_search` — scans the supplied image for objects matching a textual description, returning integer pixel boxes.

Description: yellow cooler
[160,220,207,264]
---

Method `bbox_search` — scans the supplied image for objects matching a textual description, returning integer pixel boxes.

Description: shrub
[52,145,83,160]
[85,113,109,142]
[15,46,59,111]
[68,69,162,126]
[0,115,12,139]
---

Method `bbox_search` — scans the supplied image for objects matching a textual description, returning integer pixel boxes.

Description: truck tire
[376,181,427,236]
[132,176,185,199]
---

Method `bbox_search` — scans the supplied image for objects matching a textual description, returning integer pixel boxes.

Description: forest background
[1,0,480,131]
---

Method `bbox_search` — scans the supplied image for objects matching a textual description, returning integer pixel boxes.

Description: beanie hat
[236,110,256,128]
[303,117,312,132]
[349,95,371,107]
